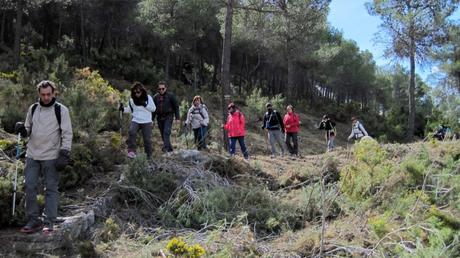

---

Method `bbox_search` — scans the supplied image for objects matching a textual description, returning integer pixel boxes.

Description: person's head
[157,81,167,95]
[192,95,202,106]
[36,80,56,105]
[351,116,358,124]
[266,103,273,112]
[228,102,236,114]
[131,82,147,99]
[322,114,329,121]
[286,104,294,114]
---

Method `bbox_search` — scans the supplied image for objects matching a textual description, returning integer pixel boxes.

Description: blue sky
[327,0,460,82]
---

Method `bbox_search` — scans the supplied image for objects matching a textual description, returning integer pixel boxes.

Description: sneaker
[42,221,54,235]
[20,219,43,234]
[127,151,136,158]
[270,155,275,159]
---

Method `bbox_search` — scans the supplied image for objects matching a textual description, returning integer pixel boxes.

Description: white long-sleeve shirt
[123,95,156,124]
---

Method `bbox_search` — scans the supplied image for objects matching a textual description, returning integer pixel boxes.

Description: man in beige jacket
[15,80,72,234]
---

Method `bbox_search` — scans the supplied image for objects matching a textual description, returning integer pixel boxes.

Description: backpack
[31,102,62,133]
[196,104,211,130]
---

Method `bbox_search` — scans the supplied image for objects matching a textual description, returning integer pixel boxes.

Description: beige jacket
[25,102,73,160]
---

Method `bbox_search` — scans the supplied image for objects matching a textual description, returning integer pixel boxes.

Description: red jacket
[283,112,300,133]
[224,111,246,137]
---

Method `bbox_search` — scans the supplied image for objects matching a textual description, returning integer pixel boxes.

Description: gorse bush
[340,138,393,201]
[166,237,206,258]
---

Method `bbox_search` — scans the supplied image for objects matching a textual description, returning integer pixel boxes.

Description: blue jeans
[24,158,59,222]
[229,137,249,159]
[193,126,207,150]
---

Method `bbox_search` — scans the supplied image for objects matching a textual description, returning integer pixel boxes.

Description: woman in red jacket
[283,105,300,157]
[223,103,249,160]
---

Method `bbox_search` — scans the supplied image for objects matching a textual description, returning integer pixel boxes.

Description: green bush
[0,161,26,227]
[62,68,120,139]
[160,186,301,234]
[245,88,284,130]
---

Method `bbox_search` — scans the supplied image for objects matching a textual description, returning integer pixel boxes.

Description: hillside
[1,116,459,257]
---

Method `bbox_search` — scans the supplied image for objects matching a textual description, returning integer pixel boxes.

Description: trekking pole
[12,133,21,217]
[119,103,123,137]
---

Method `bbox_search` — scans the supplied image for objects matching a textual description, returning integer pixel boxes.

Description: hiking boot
[42,220,54,235]
[20,219,43,234]
[127,151,136,159]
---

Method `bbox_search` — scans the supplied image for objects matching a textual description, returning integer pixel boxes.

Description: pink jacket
[224,111,246,137]
[283,112,300,133]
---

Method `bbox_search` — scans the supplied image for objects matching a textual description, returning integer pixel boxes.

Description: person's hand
[56,149,70,171]
[285,124,291,129]
[14,122,27,137]
[118,103,124,112]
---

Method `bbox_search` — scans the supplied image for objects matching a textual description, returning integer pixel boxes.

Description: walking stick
[12,133,21,217]
[119,104,123,137]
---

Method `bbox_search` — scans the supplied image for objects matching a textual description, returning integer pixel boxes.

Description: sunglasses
[134,89,142,94]
[158,87,166,91]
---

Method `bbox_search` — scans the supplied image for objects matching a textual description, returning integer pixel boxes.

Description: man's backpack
[31,102,62,133]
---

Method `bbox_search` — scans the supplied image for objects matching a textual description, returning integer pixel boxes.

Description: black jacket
[262,110,284,132]
[319,120,336,131]
[152,91,180,120]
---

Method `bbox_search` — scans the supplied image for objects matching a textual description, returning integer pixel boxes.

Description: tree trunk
[0,10,6,44]
[282,4,295,101]
[13,0,24,67]
[165,44,170,82]
[221,0,233,151]
[407,46,416,141]
[80,0,87,65]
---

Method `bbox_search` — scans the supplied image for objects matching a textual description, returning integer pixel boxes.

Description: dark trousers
[128,121,153,158]
[285,132,299,155]
[229,136,249,159]
[157,115,173,152]
[24,158,59,222]
[193,126,207,150]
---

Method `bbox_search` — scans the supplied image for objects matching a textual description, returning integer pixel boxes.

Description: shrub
[0,161,26,227]
[160,186,301,233]
[61,68,120,139]
[340,138,394,202]
[368,212,391,238]
[100,217,121,242]
[166,237,205,258]
[245,88,284,129]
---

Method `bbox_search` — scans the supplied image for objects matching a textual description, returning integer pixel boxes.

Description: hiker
[283,105,300,157]
[318,115,336,152]
[262,103,285,158]
[347,116,368,142]
[14,80,73,234]
[223,103,249,160]
[434,125,447,141]
[119,82,156,159]
[152,81,180,152]
[185,95,209,150]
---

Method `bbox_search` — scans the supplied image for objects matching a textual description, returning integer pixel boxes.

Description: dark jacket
[152,91,180,120]
[319,119,336,136]
[262,110,284,132]
[319,119,336,131]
